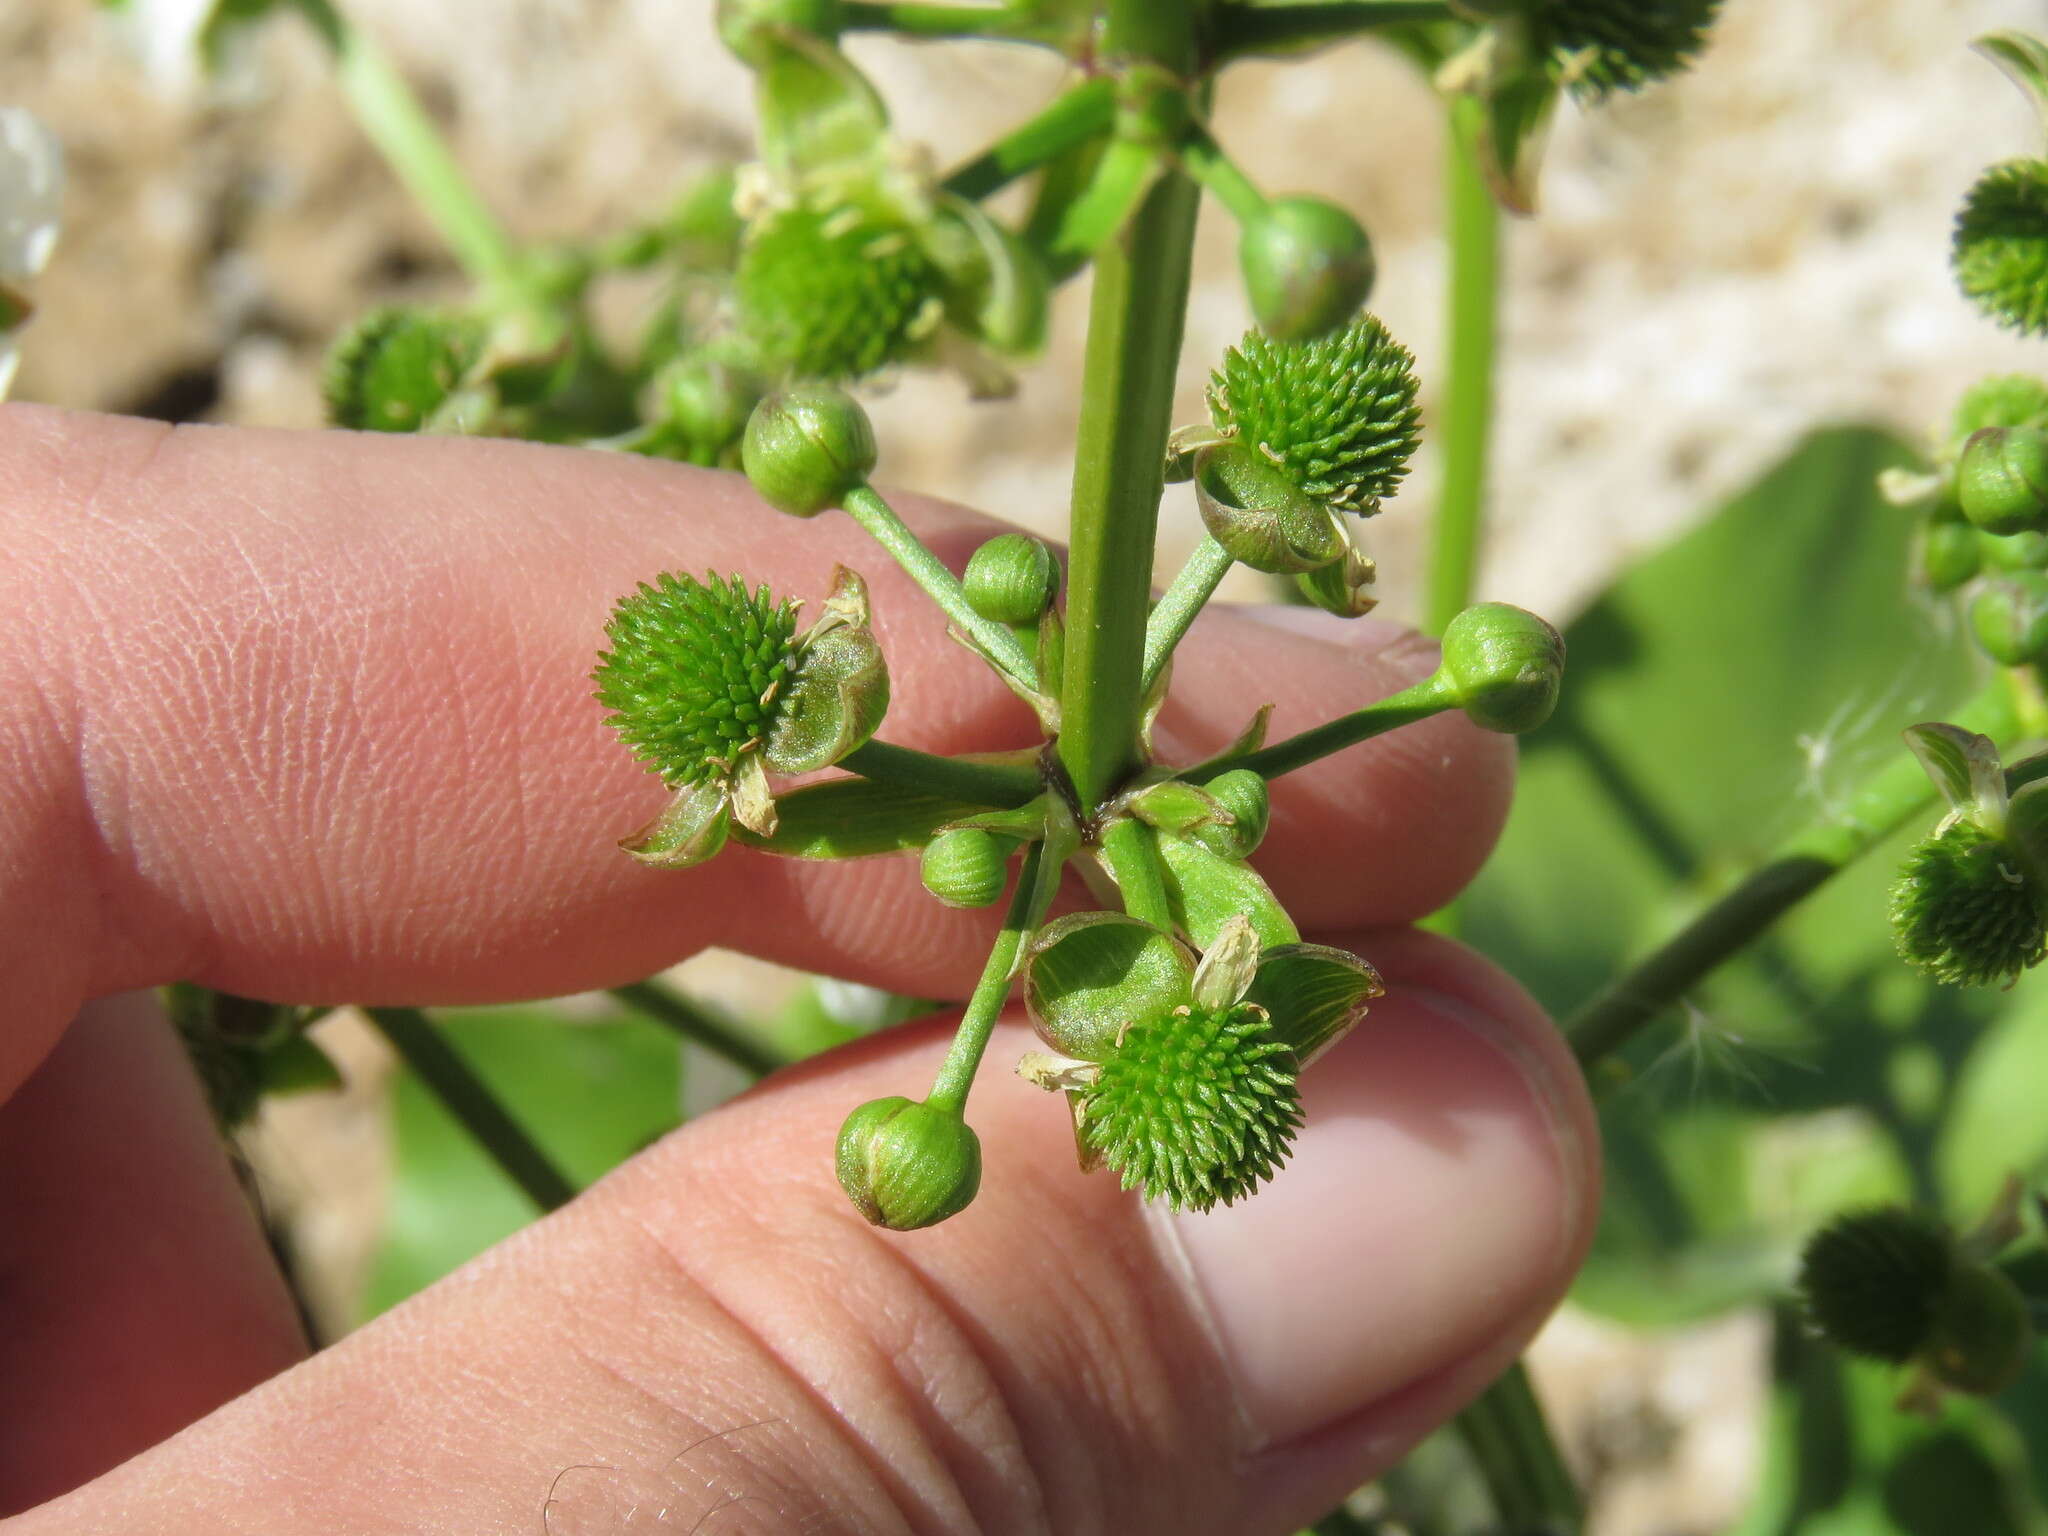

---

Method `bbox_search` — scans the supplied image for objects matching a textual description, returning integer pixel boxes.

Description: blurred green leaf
[362,1003,681,1320]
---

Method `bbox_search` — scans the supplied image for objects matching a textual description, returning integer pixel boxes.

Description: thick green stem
[1099,817,1174,928]
[1453,1363,1583,1534]
[1211,1,1454,61]
[292,0,524,294]
[942,78,1117,202]
[841,739,1042,807]
[1425,92,1502,637]
[364,1007,576,1212]
[1566,679,2025,1069]
[926,839,1063,1112]
[1199,672,1457,782]
[1143,536,1237,694]
[1058,0,1203,813]
[840,484,1040,693]
[1181,125,1269,224]
[1048,137,1162,269]
[610,981,788,1079]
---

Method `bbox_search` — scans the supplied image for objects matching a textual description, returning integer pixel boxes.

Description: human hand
[0,405,1596,1533]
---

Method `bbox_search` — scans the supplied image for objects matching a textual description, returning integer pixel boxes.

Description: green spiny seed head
[1890,819,2048,987]
[323,307,486,432]
[1954,160,2048,337]
[964,533,1059,625]
[594,572,803,788]
[1540,0,1722,100]
[736,205,943,381]
[1080,1003,1303,1212]
[1239,196,1376,342]
[920,828,1012,909]
[1207,317,1422,516]
[1958,426,2048,535]
[1920,522,1981,593]
[1969,571,2048,666]
[1925,1258,2036,1396]
[741,385,878,517]
[1440,603,1567,734]
[835,1095,981,1230]
[1798,1207,1954,1364]
[1953,374,2048,444]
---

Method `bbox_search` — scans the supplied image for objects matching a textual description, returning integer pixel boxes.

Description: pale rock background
[6,1,2046,1527]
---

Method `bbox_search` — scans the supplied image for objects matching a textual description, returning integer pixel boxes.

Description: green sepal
[1124,777,1231,838]
[763,568,890,774]
[620,779,732,869]
[733,777,987,858]
[1193,441,1348,575]
[1924,1259,2036,1396]
[748,27,888,183]
[1155,831,1300,949]
[1246,942,1384,1067]
[1295,540,1380,617]
[1183,704,1273,780]
[1187,768,1270,860]
[1023,912,1195,1062]
[1904,722,2011,830]
[931,195,1050,358]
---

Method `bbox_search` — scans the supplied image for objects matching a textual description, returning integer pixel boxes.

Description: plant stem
[1048,137,1163,269]
[841,739,1042,807]
[926,840,1060,1112]
[291,0,525,294]
[1425,92,1502,637]
[1565,678,2024,1069]
[1143,536,1237,694]
[1453,1362,1583,1534]
[610,981,788,1079]
[839,1,1059,43]
[1099,817,1175,928]
[1199,672,1457,782]
[942,77,1117,202]
[840,484,1040,693]
[364,1007,576,1212]
[1058,0,1204,813]
[1210,0,1454,62]
[1180,125,1270,224]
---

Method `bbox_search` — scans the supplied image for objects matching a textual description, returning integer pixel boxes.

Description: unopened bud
[920,828,1013,909]
[1959,425,2048,534]
[963,534,1059,625]
[1969,572,2048,665]
[1239,195,1376,341]
[741,386,877,517]
[1920,522,1981,592]
[835,1096,981,1230]
[1188,769,1270,860]
[1439,603,1566,734]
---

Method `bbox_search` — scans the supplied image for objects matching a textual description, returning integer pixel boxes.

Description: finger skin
[0,404,1511,1102]
[6,932,1595,1536]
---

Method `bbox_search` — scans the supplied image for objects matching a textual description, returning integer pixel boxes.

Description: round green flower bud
[1968,572,2048,666]
[594,572,803,787]
[1239,195,1376,342]
[323,307,485,433]
[1954,160,2048,338]
[657,355,761,468]
[741,386,877,517]
[1924,1258,2036,1396]
[1439,603,1567,734]
[1080,1002,1303,1212]
[1920,522,1981,592]
[1978,528,2048,573]
[1207,317,1422,516]
[1891,818,2048,987]
[1798,1207,1953,1365]
[920,828,1012,909]
[1958,426,2048,535]
[835,1096,981,1230]
[736,205,942,381]
[1542,0,1722,100]
[963,533,1059,625]
[1188,769,1270,861]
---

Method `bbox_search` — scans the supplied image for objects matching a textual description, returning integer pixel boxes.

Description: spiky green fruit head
[594,573,802,788]
[1207,317,1422,516]
[323,307,485,432]
[1955,160,2048,337]
[1079,1002,1303,1212]
[1798,1207,1953,1364]
[1889,820,2048,987]
[1539,0,1722,99]
[1953,374,2048,444]
[736,205,942,380]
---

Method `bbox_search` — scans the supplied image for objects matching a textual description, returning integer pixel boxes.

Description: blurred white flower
[0,107,63,400]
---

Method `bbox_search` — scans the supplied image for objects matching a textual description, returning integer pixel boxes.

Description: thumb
[20,931,1594,1536]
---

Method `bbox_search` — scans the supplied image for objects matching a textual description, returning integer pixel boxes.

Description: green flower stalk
[594,566,888,866]
[1955,160,2048,337]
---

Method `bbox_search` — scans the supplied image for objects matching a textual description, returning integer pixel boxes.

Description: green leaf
[732,775,986,858]
[363,1003,681,1319]
[1465,427,2008,1328]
